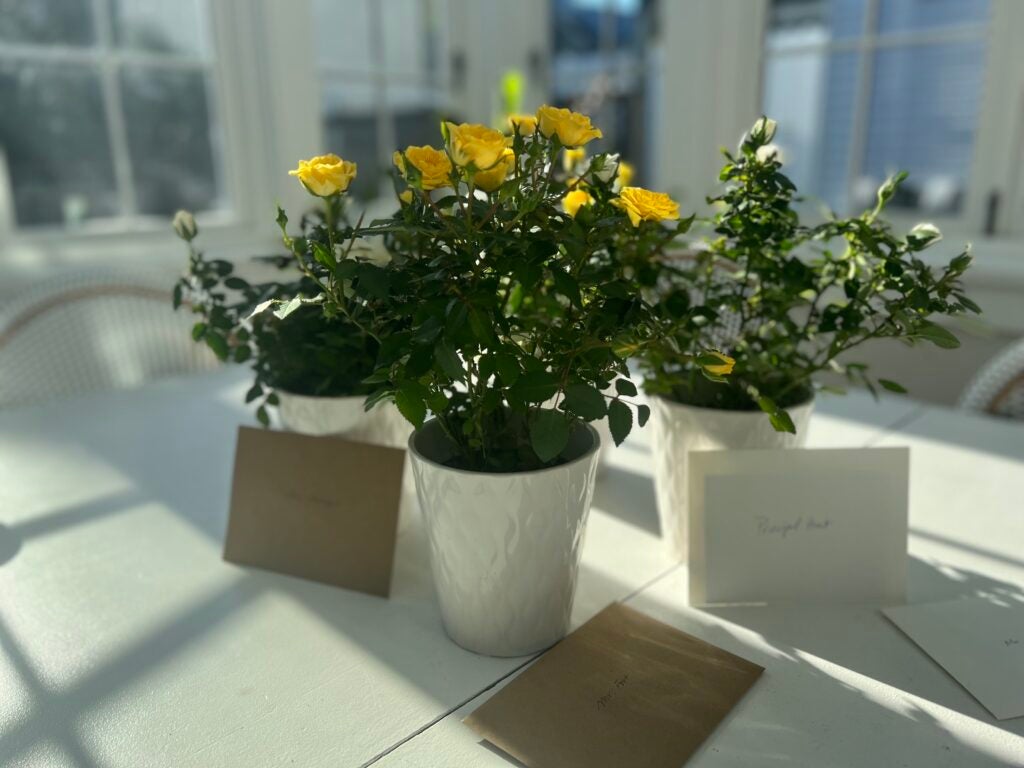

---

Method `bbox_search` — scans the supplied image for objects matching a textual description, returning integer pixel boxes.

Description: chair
[0,268,220,408]
[959,338,1024,420]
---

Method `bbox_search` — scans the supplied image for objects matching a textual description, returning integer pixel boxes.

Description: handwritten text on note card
[689,448,908,606]
[755,515,832,538]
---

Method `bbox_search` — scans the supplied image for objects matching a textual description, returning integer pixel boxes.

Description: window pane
[0,0,96,47]
[764,50,859,211]
[120,67,223,216]
[112,0,210,57]
[766,0,864,51]
[860,41,987,213]
[313,0,374,75]
[878,0,990,34]
[0,62,119,226]
[321,81,379,200]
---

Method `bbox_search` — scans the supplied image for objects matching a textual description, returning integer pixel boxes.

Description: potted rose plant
[295,107,715,655]
[171,156,407,448]
[639,117,979,559]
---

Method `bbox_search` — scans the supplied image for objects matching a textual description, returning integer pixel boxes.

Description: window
[0,0,228,232]
[311,0,450,202]
[551,0,647,181]
[763,0,991,219]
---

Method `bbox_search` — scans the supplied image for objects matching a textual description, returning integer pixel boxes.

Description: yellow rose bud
[536,105,603,147]
[399,189,414,205]
[393,145,452,190]
[562,147,586,173]
[507,114,537,136]
[288,153,357,197]
[617,160,635,188]
[562,188,594,218]
[703,351,736,376]
[611,186,680,227]
[474,148,515,192]
[444,122,508,170]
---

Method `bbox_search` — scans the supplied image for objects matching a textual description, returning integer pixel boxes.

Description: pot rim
[408,417,601,478]
[654,389,816,416]
[276,388,368,404]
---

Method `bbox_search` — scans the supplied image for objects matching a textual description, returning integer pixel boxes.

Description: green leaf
[191,322,207,341]
[395,383,427,428]
[224,276,249,290]
[172,283,183,310]
[256,405,270,427]
[563,383,607,421]
[607,399,632,446]
[511,371,558,403]
[204,331,229,360]
[355,264,389,299]
[244,384,263,403]
[494,353,520,385]
[769,409,796,434]
[614,378,637,397]
[637,404,651,427]
[916,321,961,349]
[529,410,571,463]
[468,308,497,348]
[273,297,303,321]
[551,268,582,308]
[435,342,464,381]
[878,378,907,394]
[233,344,251,363]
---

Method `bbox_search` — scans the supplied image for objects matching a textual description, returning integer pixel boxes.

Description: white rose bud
[756,143,783,164]
[752,116,778,142]
[908,222,942,249]
[172,210,198,241]
[592,153,620,184]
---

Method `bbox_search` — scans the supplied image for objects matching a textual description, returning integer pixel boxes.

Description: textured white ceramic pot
[276,390,410,448]
[652,394,815,562]
[408,419,601,657]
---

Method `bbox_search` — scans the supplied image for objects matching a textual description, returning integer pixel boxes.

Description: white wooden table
[0,370,1021,767]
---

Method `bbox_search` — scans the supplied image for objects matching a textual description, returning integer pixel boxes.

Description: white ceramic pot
[276,390,410,448]
[651,394,815,561]
[408,419,600,657]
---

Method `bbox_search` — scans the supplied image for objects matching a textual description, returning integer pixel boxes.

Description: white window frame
[654,0,1024,330]
[0,0,299,273]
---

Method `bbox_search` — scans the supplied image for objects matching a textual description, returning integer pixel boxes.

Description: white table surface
[0,370,1021,767]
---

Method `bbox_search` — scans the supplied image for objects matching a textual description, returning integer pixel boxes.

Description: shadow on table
[699,556,1024,739]
[591,465,660,536]
[626,579,1022,768]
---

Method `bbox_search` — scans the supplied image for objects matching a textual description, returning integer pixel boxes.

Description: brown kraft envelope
[464,602,764,768]
[223,426,405,597]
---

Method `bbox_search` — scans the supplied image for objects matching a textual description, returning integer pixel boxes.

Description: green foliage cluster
[172,208,381,425]
[640,118,979,432]
[295,123,697,472]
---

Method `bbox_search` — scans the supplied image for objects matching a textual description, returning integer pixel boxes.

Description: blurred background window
[551,0,647,180]
[763,0,991,217]
[0,0,227,231]
[312,0,451,201]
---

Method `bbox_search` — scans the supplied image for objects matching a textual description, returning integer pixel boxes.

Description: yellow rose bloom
[444,122,508,170]
[611,186,680,227]
[507,114,537,136]
[536,105,603,147]
[562,188,594,218]
[289,154,357,196]
[562,147,586,173]
[393,145,452,190]
[617,160,635,187]
[474,148,515,192]
[703,351,736,376]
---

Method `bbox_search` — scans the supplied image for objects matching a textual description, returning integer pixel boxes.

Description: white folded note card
[688,447,909,606]
[884,597,1024,720]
